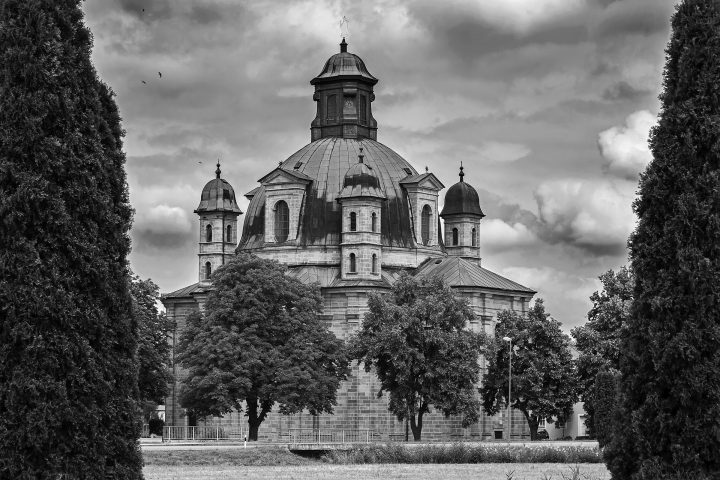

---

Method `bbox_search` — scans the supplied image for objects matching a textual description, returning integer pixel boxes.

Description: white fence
[288,429,383,444]
[162,426,245,442]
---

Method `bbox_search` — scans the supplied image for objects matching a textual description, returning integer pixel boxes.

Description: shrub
[149,418,164,436]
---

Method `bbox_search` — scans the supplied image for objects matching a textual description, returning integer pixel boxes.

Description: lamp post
[502,336,512,441]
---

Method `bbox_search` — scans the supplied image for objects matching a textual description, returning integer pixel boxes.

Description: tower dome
[337,147,386,200]
[310,39,378,141]
[312,38,378,85]
[195,162,242,214]
[440,165,484,217]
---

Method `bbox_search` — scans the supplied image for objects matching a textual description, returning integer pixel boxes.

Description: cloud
[534,178,635,255]
[482,219,538,252]
[499,265,602,330]
[602,81,650,101]
[132,204,193,250]
[598,110,655,179]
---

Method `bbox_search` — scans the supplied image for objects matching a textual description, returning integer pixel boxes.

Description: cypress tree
[609,1,720,478]
[0,1,143,478]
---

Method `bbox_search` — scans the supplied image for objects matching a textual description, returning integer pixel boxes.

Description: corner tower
[195,162,243,284]
[310,38,378,141]
[440,164,485,263]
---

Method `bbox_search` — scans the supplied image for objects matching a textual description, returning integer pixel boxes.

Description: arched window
[372,254,377,274]
[205,262,212,280]
[350,212,357,232]
[205,224,212,242]
[472,227,477,247]
[452,228,459,246]
[274,200,289,243]
[349,253,356,273]
[226,225,232,243]
[421,205,432,246]
[371,212,377,233]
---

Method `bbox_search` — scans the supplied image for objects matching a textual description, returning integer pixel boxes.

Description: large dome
[239,137,418,249]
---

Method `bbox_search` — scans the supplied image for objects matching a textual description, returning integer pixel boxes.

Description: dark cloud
[190,3,225,25]
[591,0,674,39]
[602,81,650,101]
[117,0,173,21]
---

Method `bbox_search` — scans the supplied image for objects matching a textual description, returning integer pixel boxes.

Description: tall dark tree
[608,1,720,478]
[572,267,633,437]
[0,1,143,478]
[349,275,485,441]
[482,300,578,441]
[131,276,173,421]
[176,254,350,441]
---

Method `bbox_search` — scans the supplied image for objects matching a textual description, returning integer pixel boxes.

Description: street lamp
[502,336,512,441]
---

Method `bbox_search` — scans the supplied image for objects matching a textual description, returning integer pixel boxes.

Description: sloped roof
[413,257,535,294]
[161,282,211,300]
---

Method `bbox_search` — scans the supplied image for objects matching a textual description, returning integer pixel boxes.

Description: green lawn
[142,449,611,479]
[143,463,611,480]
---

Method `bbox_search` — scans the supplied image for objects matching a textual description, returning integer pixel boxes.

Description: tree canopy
[349,275,485,441]
[0,1,143,477]
[482,300,578,441]
[131,276,173,421]
[607,1,720,478]
[176,253,350,440]
[571,267,633,437]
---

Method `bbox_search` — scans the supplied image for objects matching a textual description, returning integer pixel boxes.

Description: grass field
[143,463,611,480]
[142,448,611,480]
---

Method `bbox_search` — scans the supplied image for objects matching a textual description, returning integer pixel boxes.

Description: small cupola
[195,162,243,214]
[440,164,484,218]
[337,148,386,201]
[441,164,485,264]
[310,39,378,141]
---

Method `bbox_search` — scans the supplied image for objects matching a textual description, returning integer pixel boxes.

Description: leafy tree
[482,300,578,441]
[608,1,720,478]
[131,276,173,422]
[0,1,142,478]
[349,275,485,441]
[176,253,350,441]
[571,267,633,436]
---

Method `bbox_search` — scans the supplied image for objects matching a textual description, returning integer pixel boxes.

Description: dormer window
[371,212,377,232]
[350,212,357,232]
[349,253,356,273]
[226,225,232,243]
[421,205,432,246]
[274,200,289,243]
[452,228,459,246]
[205,224,212,242]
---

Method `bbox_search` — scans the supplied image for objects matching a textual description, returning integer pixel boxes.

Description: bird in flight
[141,80,147,84]
[158,72,162,78]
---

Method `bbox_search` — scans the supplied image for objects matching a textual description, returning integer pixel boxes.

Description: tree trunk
[410,411,424,441]
[247,397,261,441]
[522,410,539,441]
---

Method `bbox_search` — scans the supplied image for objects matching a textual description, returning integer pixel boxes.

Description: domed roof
[440,166,485,217]
[311,39,378,85]
[239,138,418,249]
[195,163,242,214]
[337,148,386,200]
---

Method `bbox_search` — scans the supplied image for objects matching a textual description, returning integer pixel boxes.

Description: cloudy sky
[83,0,676,332]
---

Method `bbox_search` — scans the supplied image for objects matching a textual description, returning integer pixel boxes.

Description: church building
[162,39,536,440]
